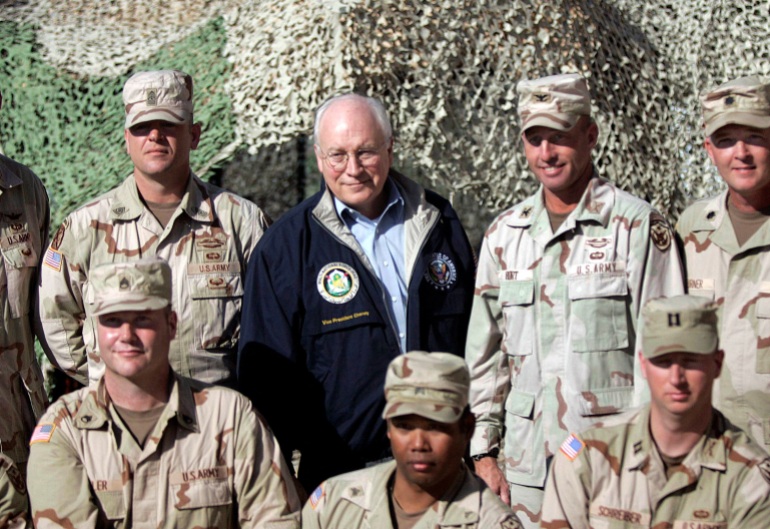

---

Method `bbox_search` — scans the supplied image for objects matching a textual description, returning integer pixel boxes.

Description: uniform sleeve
[627,211,685,406]
[299,483,327,529]
[540,435,592,529]
[37,215,90,386]
[0,455,28,527]
[27,412,102,528]
[728,458,770,526]
[234,399,301,528]
[465,229,510,456]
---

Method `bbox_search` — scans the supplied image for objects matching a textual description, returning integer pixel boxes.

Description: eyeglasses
[318,143,387,170]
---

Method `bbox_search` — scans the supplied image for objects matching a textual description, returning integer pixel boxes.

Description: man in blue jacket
[238,94,475,493]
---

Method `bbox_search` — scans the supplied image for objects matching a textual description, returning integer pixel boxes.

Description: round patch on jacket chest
[317,262,359,304]
[424,252,457,291]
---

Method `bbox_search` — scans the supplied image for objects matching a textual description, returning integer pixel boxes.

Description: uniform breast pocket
[568,273,629,352]
[188,273,244,350]
[1,241,38,319]
[755,286,770,374]
[94,489,126,521]
[499,279,535,356]
[170,471,233,527]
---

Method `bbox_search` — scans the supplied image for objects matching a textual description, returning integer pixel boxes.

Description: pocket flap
[189,272,243,300]
[577,386,633,417]
[505,388,536,419]
[568,272,627,300]
[500,279,535,306]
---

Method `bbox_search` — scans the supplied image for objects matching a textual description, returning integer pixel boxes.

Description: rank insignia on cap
[533,93,550,103]
[559,433,584,461]
[424,253,457,291]
[30,423,56,444]
[724,96,734,105]
[147,89,158,106]
[44,247,63,271]
[309,484,324,510]
[520,206,532,219]
[317,262,359,304]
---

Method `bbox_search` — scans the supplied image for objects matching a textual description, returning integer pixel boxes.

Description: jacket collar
[0,156,23,192]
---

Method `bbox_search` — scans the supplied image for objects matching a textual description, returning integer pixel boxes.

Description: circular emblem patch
[424,253,457,291]
[317,262,359,304]
[650,218,672,252]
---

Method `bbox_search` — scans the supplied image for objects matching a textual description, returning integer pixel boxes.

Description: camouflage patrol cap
[383,351,469,423]
[701,76,770,136]
[517,73,592,132]
[90,257,172,316]
[123,69,194,129]
[642,295,718,358]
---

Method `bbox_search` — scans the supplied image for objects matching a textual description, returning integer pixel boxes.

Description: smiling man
[301,351,522,529]
[37,69,269,389]
[676,76,770,452]
[541,295,770,528]
[465,73,685,527]
[238,94,475,493]
[27,258,302,528]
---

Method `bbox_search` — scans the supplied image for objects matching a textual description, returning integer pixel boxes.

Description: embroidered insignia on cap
[519,206,532,219]
[501,518,520,529]
[724,96,734,106]
[147,89,158,106]
[424,252,457,291]
[317,262,359,304]
[533,93,550,103]
[650,218,672,252]
[30,423,56,444]
[44,247,63,271]
[309,484,324,510]
[559,433,584,461]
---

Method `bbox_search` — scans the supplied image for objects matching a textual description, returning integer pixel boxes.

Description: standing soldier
[37,69,269,388]
[27,258,302,528]
[0,453,27,528]
[677,76,770,451]
[302,351,522,529]
[465,73,685,527]
[541,296,770,528]
[0,86,49,475]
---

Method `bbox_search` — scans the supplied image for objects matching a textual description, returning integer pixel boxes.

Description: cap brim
[642,330,718,358]
[126,108,191,129]
[382,401,463,424]
[521,112,581,132]
[91,297,170,316]
[705,112,770,136]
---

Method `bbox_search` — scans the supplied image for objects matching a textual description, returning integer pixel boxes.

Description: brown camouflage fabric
[0,453,28,529]
[0,154,49,470]
[677,191,770,450]
[37,173,269,387]
[541,407,770,528]
[27,373,301,528]
[466,175,685,526]
[302,461,522,529]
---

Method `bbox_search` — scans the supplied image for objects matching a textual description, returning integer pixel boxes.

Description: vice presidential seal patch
[317,262,359,304]
[424,253,457,291]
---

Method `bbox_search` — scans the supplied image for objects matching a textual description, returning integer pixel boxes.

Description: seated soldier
[541,295,770,528]
[27,257,301,528]
[302,351,522,528]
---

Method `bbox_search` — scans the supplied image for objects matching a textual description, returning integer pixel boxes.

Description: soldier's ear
[713,349,724,378]
[124,128,131,154]
[638,350,649,380]
[168,310,178,340]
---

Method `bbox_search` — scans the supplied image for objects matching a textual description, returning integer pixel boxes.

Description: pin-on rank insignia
[317,262,359,304]
[147,89,158,106]
[424,252,457,291]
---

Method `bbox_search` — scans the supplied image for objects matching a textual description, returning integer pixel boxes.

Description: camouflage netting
[2,0,770,236]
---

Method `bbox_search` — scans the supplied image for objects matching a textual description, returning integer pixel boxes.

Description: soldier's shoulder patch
[30,423,56,444]
[309,483,325,510]
[559,433,584,461]
[650,217,672,252]
[43,247,63,271]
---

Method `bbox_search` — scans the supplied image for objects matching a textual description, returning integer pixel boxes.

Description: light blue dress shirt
[334,181,407,352]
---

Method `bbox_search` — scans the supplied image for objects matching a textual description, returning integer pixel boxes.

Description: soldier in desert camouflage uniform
[677,76,770,451]
[27,257,301,528]
[0,87,49,473]
[465,73,685,528]
[37,69,269,388]
[0,453,28,529]
[541,295,770,528]
[302,351,522,529]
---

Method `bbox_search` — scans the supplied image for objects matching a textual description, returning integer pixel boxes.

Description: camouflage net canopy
[1,0,769,238]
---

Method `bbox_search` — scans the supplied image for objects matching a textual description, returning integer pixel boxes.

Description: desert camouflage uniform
[677,192,770,450]
[466,175,685,524]
[0,453,28,528]
[37,173,269,387]
[541,406,770,528]
[27,373,301,529]
[0,154,49,469]
[301,461,522,529]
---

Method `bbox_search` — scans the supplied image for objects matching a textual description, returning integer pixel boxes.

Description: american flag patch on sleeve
[309,484,324,510]
[559,433,584,461]
[43,248,62,271]
[30,423,56,444]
